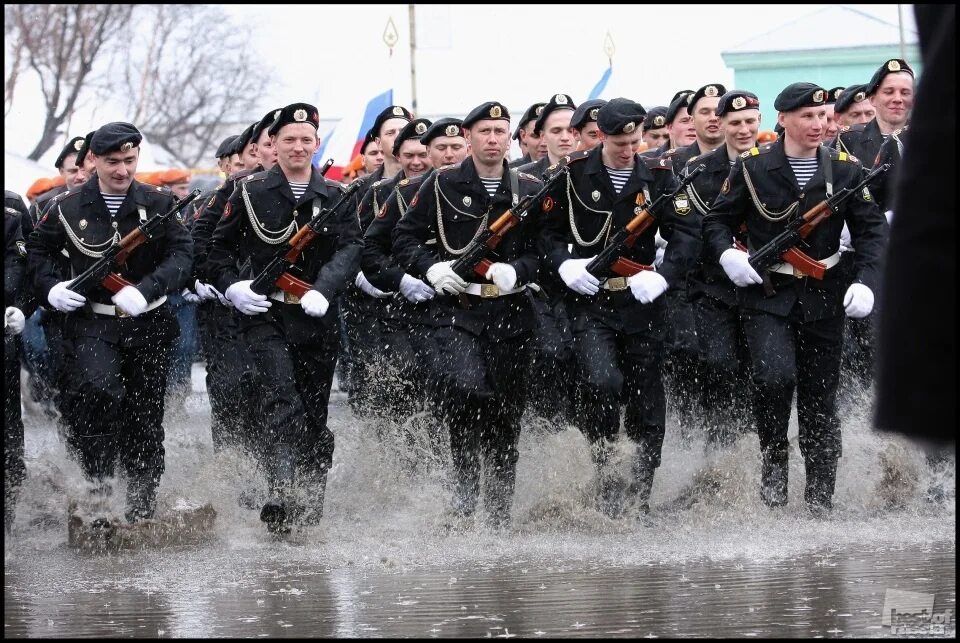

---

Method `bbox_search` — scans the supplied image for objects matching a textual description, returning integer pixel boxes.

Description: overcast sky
[5,3,916,178]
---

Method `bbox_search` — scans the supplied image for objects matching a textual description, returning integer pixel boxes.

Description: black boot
[125,476,158,523]
[296,469,327,527]
[261,445,295,534]
[630,453,656,518]
[805,459,838,517]
[760,449,788,508]
[592,442,626,519]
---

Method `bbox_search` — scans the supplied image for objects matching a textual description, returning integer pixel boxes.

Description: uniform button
[322,227,328,232]
[453,215,458,220]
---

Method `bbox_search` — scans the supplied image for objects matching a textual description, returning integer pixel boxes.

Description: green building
[721,6,920,127]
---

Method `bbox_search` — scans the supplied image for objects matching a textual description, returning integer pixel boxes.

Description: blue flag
[588,65,612,100]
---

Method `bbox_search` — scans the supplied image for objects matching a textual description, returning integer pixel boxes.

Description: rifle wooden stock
[734,239,826,280]
[609,256,654,277]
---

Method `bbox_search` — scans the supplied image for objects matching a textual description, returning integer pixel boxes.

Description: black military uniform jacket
[362,172,430,293]
[835,118,886,168]
[666,141,708,174]
[206,163,361,332]
[516,156,550,180]
[507,153,532,169]
[871,126,908,213]
[5,206,26,308]
[681,146,740,306]
[392,157,542,336]
[357,170,405,234]
[28,185,67,226]
[538,146,700,331]
[702,139,888,321]
[26,177,192,339]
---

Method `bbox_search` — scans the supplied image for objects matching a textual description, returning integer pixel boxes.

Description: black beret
[570,99,607,131]
[774,82,828,112]
[834,84,869,114]
[687,83,728,114]
[75,131,95,166]
[462,101,510,129]
[715,90,761,117]
[252,108,281,143]
[597,97,646,135]
[360,128,378,154]
[533,93,577,134]
[392,118,432,156]
[89,122,142,155]
[235,120,259,152]
[268,102,320,136]
[512,102,546,139]
[55,136,86,169]
[215,135,239,159]
[421,118,465,146]
[865,58,914,96]
[642,106,668,131]
[371,105,414,139]
[826,87,845,104]
[665,90,695,123]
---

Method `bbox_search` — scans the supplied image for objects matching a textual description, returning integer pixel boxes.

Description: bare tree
[5,4,136,160]
[120,5,271,168]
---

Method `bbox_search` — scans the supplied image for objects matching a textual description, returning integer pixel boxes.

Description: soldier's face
[231,154,244,173]
[59,153,84,187]
[465,120,510,165]
[542,110,576,159]
[218,157,233,176]
[577,122,602,152]
[518,122,539,155]
[362,142,384,173]
[397,139,430,177]
[822,104,839,141]
[240,142,260,169]
[254,131,278,170]
[599,131,642,168]
[642,127,669,149]
[428,136,467,168]
[722,110,760,153]
[780,107,825,152]
[93,147,139,194]
[692,97,722,145]
[275,123,319,173]
[667,109,697,147]
[841,101,876,126]
[169,181,191,200]
[377,118,410,162]
[870,72,913,126]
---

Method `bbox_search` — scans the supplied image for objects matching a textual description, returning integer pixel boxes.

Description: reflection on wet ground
[4,368,955,637]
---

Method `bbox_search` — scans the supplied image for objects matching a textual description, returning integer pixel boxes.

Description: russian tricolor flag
[313,89,394,182]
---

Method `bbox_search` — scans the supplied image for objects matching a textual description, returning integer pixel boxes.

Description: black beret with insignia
[642,106,668,131]
[421,118,465,146]
[268,102,320,136]
[570,99,607,131]
[360,128,378,154]
[370,105,414,139]
[235,120,259,152]
[251,108,282,143]
[665,90,695,124]
[89,122,142,155]
[75,130,95,166]
[864,58,914,96]
[55,136,87,169]
[715,90,760,117]
[533,93,577,134]
[826,86,845,104]
[462,101,510,129]
[597,97,646,135]
[513,102,546,139]
[687,83,728,114]
[834,84,869,114]
[392,118,433,156]
[215,135,239,159]
[774,82,827,112]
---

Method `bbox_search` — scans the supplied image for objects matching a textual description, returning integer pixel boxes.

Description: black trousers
[341,288,389,416]
[525,292,576,424]
[571,305,666,467]
[67,320,175,483]
[5,335,25,502]
[741,308,844,466]
[244,316,339,486]
[694,294,752,440]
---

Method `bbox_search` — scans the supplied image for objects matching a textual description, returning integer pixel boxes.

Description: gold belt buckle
[284,291,301,304]
[480,284,500,298]
[116,307,128,318]
[792,265,805,279]
[606,276,628,291]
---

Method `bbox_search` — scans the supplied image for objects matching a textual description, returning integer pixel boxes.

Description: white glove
[194,280,216,301]
[654,246,666,268]
[719,248,763,287]
[839,223,852,252]
[843,283,874,318]
[300,289,329,317]
[111,285,148,317]
[225,280,271,315]
[5,307,25,335]
[355,271,389,298]
[558,257,600,295]
[628,271,668,304]
[399,273,435,303]
[47,280,86,313]
[425,260,467,295]
[182,288,201,304]
[884,209,894,224]
[484,262,517,292]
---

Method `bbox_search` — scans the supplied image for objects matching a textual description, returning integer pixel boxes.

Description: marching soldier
[207,103,361,533]
[571,99,606,153]
[831,85,875,131]
[641,107,670,151]
[823,86,845,141]
[392,101,543,528]
[640,89,696,158]
[538,98,701,519]
[835,59,914,165]
[26,122,193,525]
[508,102,547,168]
[518,93,577,178]
[5,199,27,532]
[702,83,887,515]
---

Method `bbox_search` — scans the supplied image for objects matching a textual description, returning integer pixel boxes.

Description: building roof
[724,5,918,55]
